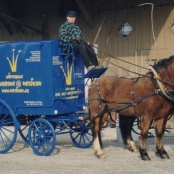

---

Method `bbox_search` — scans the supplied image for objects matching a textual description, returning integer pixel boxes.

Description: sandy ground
[1,127,174,174]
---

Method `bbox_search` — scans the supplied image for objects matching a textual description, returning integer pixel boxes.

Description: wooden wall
[85,1,174,77]
[0,0,174,78]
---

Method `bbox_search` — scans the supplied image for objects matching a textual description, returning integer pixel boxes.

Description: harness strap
[131,79,138,116]
[107,91,157,113]
[89,91,157,114]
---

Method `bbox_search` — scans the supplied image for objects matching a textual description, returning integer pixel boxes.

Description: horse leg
[92,113,108,158]
[154,117,170,159]
[119,116,138,152]
[125,116,138,152]
[139,116,152,160]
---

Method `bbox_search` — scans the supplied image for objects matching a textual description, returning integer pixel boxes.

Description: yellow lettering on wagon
[6,73,23,79]
[0,81,15,87]
[55,92,61,97]
[22,81,42,86]
[55,88,83,99]
[22,78,42,86]
[1,88,29,93]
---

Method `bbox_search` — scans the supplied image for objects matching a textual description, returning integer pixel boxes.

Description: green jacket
[59,21,85,44]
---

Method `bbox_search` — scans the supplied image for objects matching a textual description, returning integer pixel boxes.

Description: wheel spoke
[83,133,91,143]
[0,131,6,148]
[0,128,14,144]
[70,120,92,148]
[1,126,15,134]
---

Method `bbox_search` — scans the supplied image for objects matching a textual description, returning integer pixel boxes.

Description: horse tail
[119,116,136,144]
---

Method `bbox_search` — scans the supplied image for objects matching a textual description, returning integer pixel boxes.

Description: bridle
[149,65,174,102]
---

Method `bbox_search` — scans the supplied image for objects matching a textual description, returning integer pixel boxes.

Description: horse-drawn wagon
[0,39,107,156]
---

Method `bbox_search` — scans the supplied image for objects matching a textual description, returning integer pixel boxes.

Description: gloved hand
[75,37,81,43]
[81,40,87,45]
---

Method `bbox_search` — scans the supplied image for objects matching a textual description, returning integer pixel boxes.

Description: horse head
[153,55,174,89]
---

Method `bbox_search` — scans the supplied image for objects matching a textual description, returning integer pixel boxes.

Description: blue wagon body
[0,39,107,156]
[0,39,86,115]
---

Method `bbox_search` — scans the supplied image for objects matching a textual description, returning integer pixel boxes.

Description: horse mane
[154,55,174,71]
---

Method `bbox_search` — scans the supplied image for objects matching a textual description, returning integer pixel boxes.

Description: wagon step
[84,67,108,78]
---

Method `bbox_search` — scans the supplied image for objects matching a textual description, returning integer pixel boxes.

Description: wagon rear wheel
[70,119,93,148]
[28,118,56,156]
[0,99,18,154]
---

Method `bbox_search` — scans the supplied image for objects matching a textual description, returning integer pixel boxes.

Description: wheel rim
[70,120,93,148]
[28,118,56,156]
[0,100,18,153]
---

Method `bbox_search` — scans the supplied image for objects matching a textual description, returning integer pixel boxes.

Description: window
[171,22,174,31]
[117,19,133,39]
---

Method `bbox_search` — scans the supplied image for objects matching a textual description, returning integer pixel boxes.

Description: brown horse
[88,55,174,160]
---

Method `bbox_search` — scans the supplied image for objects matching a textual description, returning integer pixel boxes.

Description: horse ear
[168,55,174,61]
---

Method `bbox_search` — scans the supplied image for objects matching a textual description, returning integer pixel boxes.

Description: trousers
[72,43,99,68]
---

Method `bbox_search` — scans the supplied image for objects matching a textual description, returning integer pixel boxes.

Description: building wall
[90,2,174,77]
[0,0,174,78]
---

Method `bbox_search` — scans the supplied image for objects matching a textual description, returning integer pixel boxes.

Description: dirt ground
[1,128,174,174]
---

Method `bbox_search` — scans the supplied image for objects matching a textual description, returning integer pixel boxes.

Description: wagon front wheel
[28,118,56,156]
[70,119,93,148]
[0,99,18,154]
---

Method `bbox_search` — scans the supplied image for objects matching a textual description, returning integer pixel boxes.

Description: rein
[82,41,174,87]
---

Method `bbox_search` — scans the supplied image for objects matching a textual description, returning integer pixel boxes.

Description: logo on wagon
[60,60,73,85]
[6,49,21,72]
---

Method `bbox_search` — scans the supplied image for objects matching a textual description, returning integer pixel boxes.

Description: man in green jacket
[59,11,99,71]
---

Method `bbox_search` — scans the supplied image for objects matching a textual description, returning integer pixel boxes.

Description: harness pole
[93,17,105,45]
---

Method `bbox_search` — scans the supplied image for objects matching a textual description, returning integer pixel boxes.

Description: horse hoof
[156,147,170,159]
[128,141,138,152]
[96,153,106,159]
[141,155,151,161]
[130,147,138,152]
[156,150,170,159]
[134,148,138,152]
[139,147,151,161]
